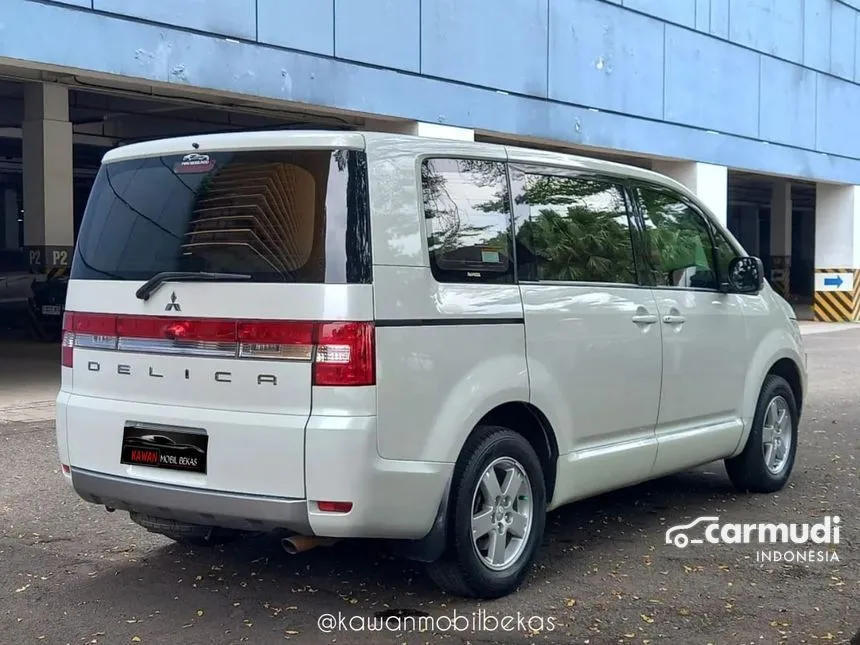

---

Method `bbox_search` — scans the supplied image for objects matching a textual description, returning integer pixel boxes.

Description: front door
[509,166,663,506]
[629,184,747,477]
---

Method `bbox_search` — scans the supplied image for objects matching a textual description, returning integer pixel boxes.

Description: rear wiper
[135,271,252,301]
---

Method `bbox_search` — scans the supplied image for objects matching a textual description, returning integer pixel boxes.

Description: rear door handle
[662,314,686,324]
[632,314,658,324]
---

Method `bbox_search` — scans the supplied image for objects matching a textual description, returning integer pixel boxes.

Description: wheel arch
[730,352,805,459]
[475,401,560,505]
[767,357,804,416]
[388,400,560,563]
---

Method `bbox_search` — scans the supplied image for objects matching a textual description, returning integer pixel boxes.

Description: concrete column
[365,119,475,141]
[652,160,728,225]
[813,183,860,322]
[736,205,760,257]
[3,188,18,250]
[22,82,74,263]
[769,180,793,297]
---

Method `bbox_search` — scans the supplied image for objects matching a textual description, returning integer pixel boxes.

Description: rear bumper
[70,467,312,533]
[69,453,453,540]
[61,394,454,540]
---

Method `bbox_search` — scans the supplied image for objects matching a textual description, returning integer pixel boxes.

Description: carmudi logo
[665,515,841,563]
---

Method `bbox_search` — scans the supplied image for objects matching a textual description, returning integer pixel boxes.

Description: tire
[129,512,246,547]
[426,426,546,599]
[725,374,798,493]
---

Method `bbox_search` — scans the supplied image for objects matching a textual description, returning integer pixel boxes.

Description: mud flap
[387,478,451,563]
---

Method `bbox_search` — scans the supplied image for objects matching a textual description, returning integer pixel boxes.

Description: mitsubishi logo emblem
[165,292,181,312]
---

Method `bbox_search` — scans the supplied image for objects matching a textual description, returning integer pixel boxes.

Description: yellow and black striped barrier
[813,268,860,322]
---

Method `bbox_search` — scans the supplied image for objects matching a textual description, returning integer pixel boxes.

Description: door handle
[662,314,686,325]
[632,313,658,324]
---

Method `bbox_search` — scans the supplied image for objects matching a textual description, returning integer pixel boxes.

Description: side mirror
[727,256,764,294]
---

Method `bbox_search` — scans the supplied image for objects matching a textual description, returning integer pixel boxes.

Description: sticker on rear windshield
[174,153,216,173]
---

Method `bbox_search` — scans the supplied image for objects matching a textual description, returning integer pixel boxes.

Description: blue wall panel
[334,0,419,72]
[93,0,256,40]
[728,0,803,63]
[758,57,816,149]
[831,1,857,79]
[6,0,860,184]
[257,0,334,56]
[803,0,831,71]
[420,0,548,97]
[622,0,696,27]
[816,76,860,158]
[856,11,860,82]
[709,0,730,38]
[664,26,760,138]
[548,0,664,119]
[695,0,710,31]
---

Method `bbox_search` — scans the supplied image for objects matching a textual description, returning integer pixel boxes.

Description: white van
[56,131,806,599]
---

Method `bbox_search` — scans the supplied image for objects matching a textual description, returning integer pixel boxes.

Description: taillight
[63,311,119,368]
[61,312,75,368]
[313,322,375,387]
[61,312,375,386]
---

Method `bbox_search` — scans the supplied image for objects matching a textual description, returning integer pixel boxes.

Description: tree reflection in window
[421,158,513,283]
[635,187,718,290]
[517,175,637,284]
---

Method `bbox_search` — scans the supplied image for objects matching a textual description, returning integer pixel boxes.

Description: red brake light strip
[61,312,375,386]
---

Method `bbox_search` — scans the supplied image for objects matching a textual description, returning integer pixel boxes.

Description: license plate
[41,305,62,316]
[120,424,208,474]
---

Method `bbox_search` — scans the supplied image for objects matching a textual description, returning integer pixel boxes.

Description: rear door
[61,139,374,499]
[509,164,663,502]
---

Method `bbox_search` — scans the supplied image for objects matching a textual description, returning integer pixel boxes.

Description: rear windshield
[71,148,371,283]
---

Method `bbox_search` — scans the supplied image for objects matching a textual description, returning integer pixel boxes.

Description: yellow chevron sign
[814,268,860,322]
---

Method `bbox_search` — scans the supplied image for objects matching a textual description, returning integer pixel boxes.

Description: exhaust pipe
[281,535,340,555]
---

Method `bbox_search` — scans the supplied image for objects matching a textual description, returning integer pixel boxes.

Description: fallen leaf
[640,614,654,624]
[131,638,141,643]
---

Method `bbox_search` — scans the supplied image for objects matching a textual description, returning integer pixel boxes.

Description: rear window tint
[71,149,371,283]
[421,158,514,284]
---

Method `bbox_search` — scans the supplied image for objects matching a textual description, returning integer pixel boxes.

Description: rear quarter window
[421,158,514,284]
[71,149,371,284]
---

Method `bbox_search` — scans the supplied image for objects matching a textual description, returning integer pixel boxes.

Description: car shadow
[64,463,807,629]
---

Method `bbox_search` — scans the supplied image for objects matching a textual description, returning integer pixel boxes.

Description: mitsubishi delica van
[56,131,806,599]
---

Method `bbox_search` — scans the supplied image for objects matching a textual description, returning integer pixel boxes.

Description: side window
[635,186,718,290]
[515,173,638,284]
[421,158,513,284]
